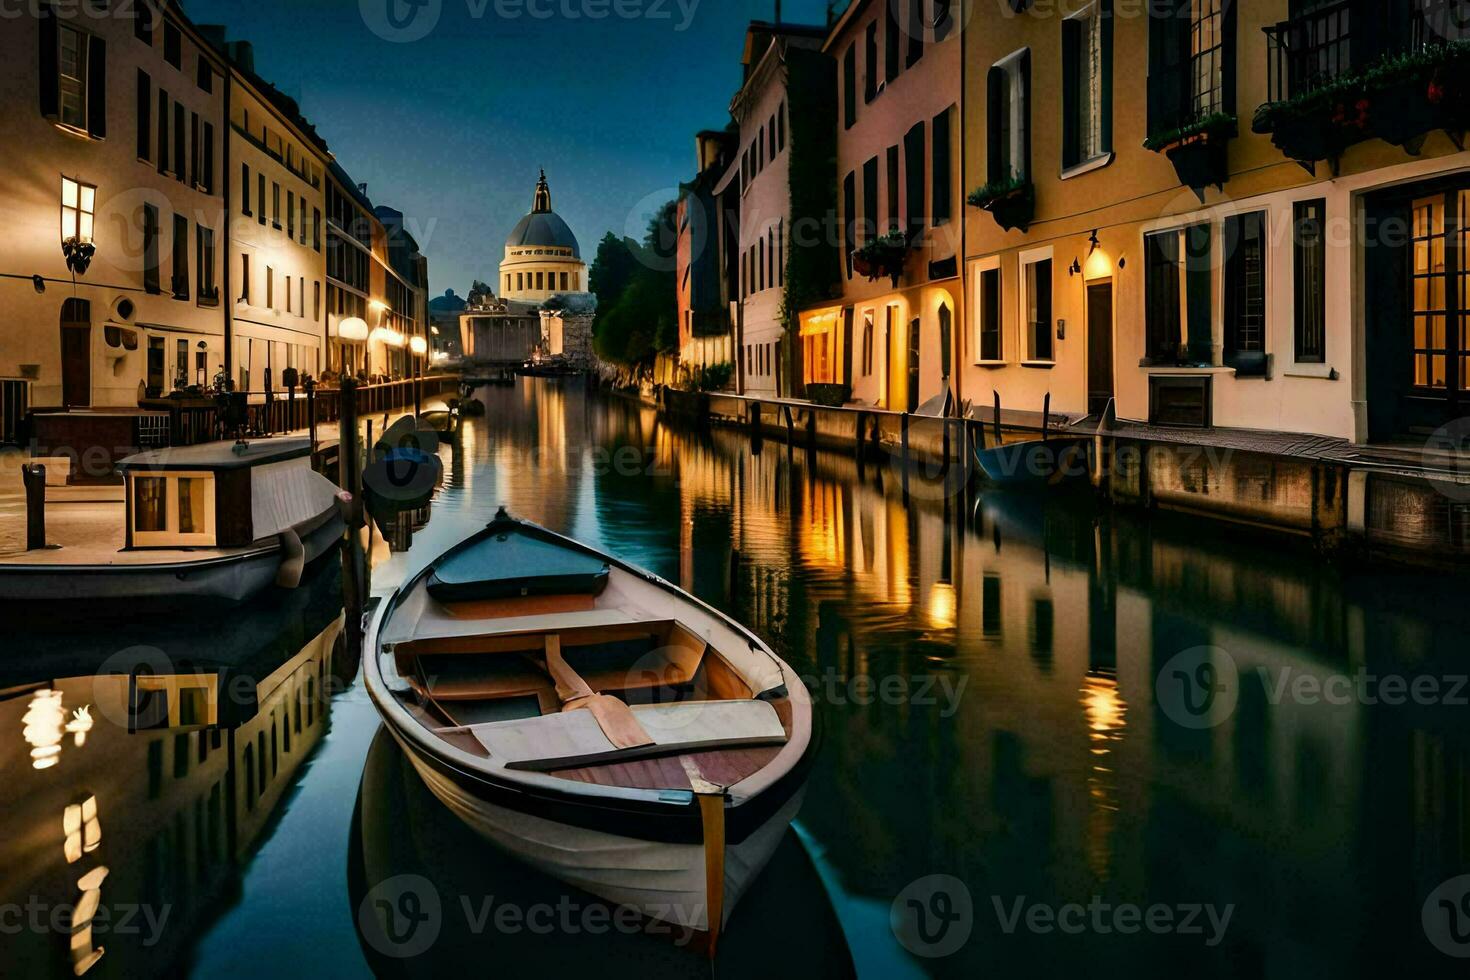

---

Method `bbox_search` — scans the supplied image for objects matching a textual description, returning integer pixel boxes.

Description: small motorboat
[418,395,461,435]
[973,392,1090,487]
[363,509,815,952]
[0,437,345,608]
[362,417,444,520]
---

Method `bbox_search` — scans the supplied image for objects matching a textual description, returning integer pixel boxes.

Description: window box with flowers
[850,231,913,288]
[1143,113,1237,197]
[967,175,1035,233]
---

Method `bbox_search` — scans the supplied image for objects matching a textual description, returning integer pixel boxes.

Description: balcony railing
[1265,0,1470,104]
[1264,0,1355,103]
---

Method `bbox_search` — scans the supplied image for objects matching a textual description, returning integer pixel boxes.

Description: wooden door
[60,298,91,407]
[1087,281,1115,417]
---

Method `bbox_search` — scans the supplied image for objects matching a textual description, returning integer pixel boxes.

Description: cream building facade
[0,1,229,427]
[226,44,328,395]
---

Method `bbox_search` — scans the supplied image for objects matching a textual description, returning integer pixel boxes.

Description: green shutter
[39,2,59,119]
[87,33,106,138]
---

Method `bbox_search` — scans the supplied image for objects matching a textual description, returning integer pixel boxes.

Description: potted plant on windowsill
[851,230,912,288]
[967,174,1035,233]
[1143,113,1237,197]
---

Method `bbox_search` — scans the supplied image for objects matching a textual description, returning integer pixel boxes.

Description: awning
[798,307,841,337]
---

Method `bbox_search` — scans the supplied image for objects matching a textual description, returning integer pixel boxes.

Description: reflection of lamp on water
[63,795,102,863]
[70,865,109,976]
[1081,673,1126,748]
[1080,672,1127,882]
[24,689,65,770]
[927,583,957,630]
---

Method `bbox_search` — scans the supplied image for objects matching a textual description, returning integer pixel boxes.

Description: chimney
[359,183,369,197]
[225,40,254,74]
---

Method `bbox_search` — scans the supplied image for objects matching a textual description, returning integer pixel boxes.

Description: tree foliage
[589,203,679,366]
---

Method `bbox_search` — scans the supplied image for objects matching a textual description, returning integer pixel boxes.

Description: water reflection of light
[1080,673,1127,882]
[67,706,93,747]
[23,690,66,770]
[70,865,108,975]
[63,796,102,863]
[928,583,956,630]
[1082,674,1126,748]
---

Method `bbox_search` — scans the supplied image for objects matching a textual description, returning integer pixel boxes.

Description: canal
[4,378,1468,977]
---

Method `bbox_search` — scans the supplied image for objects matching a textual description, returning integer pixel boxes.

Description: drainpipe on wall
[222,69,233,384]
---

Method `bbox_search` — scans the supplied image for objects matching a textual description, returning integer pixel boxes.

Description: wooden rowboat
[363,509,815,953]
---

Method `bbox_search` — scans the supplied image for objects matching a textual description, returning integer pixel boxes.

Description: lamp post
[410,334,427,416]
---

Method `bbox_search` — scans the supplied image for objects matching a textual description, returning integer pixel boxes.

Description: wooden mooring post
[338,379,368,652]
[22,464,45,550]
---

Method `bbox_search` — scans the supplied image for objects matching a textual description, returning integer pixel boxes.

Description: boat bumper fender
[276,527,306,589]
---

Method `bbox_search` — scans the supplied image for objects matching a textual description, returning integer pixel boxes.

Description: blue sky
[184,0,839,296]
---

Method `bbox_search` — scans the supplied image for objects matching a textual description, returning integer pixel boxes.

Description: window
[976,264,1003,361]
[904,123,924,236]
[886,145,900,234]
[197,59,213,93]
[173,102,185,181]
[768,228,775,286]
[143,204,160,294]
[164,23,182,69]
[758,238,765,292]
[1023,257,1053,361]
[287,191,295,239]
[286,275,293,314]
[135,1,154,43]
[136,70,151,160]
[242,164,251,215]
[778,102,786,151]
[189,112,200,187]
[313,281,321,320]
[266,266,274,309]
[906,0,925,68]
[1145,224,1213,362]
[758,129,765,171]
[932,107,953,225]
[131,472,214,546]
[1224,211,1268,372]
[1293,200,1326,363]
[57,24,88,130]
[299,199,307,245]
[258,174,266,225]
[768,116,777,159]
[1062,2,1112,170]
[1148,0,1234,140]
[240,254,251,303]
[60,177,96,246]
[313,209,323,251]
[885,0,901,83]
[172,214,189,300]
[862,156,879,244]
[843,44,857,127]
[865,22,879,102]
[272,183,281,228]
[778,220,784,287]
[987,51,1030,184]
[202,123,214,193]
[197,225,217,303]
[843,171,857,277]
[862,310,875,375]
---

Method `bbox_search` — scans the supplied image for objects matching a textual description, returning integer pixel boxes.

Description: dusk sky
[184,0,837,297]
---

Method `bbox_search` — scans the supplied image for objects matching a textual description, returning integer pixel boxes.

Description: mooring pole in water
[306,379,318,460]
[338,379,368,650]
[901,411,910,461]
[22,464,45,550]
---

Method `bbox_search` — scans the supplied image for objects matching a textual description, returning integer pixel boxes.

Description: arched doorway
[60,298,92,407]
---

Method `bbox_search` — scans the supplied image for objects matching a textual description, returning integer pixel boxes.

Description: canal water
[4,378,1469,978]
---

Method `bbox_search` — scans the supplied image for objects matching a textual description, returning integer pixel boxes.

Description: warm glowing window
[60,177,96,244]
[131,472,215,545]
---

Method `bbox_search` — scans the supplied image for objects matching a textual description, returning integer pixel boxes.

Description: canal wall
[612,383,1468,565]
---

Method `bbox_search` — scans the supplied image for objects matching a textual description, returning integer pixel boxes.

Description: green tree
[588,202,679,366]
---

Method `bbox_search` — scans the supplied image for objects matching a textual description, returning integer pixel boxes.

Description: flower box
[851,231,912,288]
[968,179,1035,233]
[1144,114,1236,196]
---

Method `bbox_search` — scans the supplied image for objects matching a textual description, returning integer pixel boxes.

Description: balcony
[1255,0,1470,170]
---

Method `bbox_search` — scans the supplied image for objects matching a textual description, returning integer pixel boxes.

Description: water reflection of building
[650,413,1470,974]
[0,613,344,976]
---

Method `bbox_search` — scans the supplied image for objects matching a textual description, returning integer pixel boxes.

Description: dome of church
[505,171,580,258]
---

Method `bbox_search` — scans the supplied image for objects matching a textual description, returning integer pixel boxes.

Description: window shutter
[986,66,1005,183]
[1221,0,1237,116]
[203,122,215,194]
[1101,0,1114,153]
[1020,49,1032,181]
[1147,0,1188,135]
[1061,18,1080,168]
[87,34,107,138]
[932,107,952,224]
[39,2,59,119]
[905,122,924,237]
[136,69,150,159]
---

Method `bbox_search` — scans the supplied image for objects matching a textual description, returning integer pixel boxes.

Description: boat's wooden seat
[469,699,788,772]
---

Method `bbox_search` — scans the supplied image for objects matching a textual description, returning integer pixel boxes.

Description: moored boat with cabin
[0,437,345,608]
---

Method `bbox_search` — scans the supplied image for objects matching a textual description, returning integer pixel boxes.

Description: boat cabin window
[129,471,216,547]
